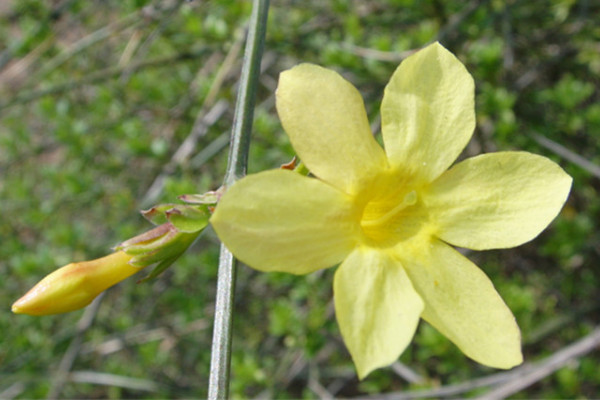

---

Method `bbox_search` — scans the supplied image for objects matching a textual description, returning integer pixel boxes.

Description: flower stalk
[207,0,269,398]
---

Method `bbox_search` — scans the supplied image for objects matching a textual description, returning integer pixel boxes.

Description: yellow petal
[12,251,136,316]
[425,151,572,250]
[381,42,475,182]
[276,63,388,195]
[334,248,424,379]
[400,238,522,369]
[211,170,359,274]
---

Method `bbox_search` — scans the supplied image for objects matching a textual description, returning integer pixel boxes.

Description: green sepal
[137,254,182,283]
[115,190,214,279]
[129,231,198,268]
[135,229,200,281]
[142,204,211,233]
[178,189,222,205]
[166,205,211,233]
[114,223,172,254]
[141,204,177,225]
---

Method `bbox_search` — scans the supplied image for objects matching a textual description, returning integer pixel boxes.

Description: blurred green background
[1,0,599,398]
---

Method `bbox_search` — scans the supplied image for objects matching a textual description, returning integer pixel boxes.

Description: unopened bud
[13,193,215,316]
[12,251,136,316]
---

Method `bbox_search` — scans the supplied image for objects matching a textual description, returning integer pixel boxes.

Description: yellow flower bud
[12,251,136,316]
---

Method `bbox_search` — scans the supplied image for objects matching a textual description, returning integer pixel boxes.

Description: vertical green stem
[207,1,269,399]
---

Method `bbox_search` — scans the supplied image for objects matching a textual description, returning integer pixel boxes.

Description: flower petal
[276,63,388,194]
[381,42,475,182]
[334,248,424,379]
[210,169,359,274]
[425,151,572,250]
[400,238,522,369]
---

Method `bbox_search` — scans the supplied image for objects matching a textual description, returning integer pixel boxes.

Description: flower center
[360,191,417,228]
[359,188,421,248]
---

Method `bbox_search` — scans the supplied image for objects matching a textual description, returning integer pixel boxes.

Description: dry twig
[69,371,159,392]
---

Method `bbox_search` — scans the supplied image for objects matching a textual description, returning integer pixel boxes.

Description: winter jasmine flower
[211,42,572,378]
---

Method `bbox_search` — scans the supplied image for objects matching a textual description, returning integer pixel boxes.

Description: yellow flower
[210,42,572,378]
[12,251,136,316]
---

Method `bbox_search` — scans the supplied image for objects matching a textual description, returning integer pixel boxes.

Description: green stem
[207,1,269,399]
